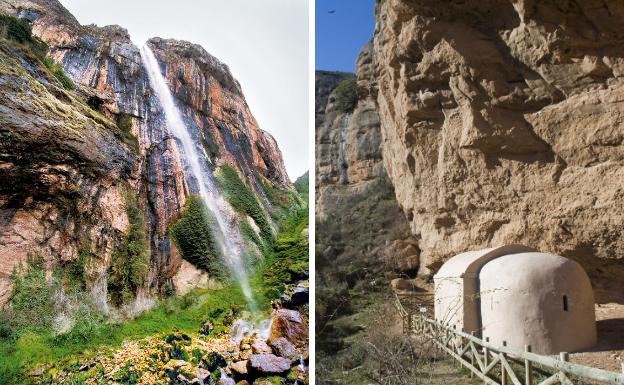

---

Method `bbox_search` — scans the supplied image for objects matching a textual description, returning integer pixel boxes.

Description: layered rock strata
[373,0,624,300]
[0,0,291,304]
[315,43,417,275]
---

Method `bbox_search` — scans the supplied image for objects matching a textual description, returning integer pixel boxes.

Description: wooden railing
[395,295,624,385]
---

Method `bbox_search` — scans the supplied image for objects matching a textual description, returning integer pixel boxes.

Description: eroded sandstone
[373,0,624,301]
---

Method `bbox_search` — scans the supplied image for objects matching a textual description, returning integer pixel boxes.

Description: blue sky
[316,0,376,73]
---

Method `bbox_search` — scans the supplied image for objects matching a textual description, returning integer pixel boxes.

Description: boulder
[252,338,273,354]
[219,377,236,385]
[281,284,309,309]
[194,367,210,382]
[230,360,248,375]
[383,240,420,273]
[391,278,417,293]
[247,354,292,375]
[268,337,299,361]
[164,359,195,379]
[269,309,308,349]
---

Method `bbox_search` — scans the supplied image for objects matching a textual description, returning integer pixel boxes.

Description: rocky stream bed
[30,282,309,385]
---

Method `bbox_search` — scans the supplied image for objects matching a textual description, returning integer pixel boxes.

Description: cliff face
[0,0,291,305]
[315,43,417,277]
[373,0,624,300]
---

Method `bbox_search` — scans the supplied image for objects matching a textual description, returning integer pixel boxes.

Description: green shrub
[169,196,225,278]
[41,57,73,90]
[0,15,74,90]
[50,62,73,90]
[3,256,56,336]
[54,302,107,344]
[0,15,50,65]
[218,165,272,244]
[334,78,358,113]
[0,15,32,44]
[108,190,149,306]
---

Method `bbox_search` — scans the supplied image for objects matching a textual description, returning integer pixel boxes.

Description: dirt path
[569,303,624,373]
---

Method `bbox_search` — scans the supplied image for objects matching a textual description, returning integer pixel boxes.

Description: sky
[59,0,309,181]
[315,0,376,73]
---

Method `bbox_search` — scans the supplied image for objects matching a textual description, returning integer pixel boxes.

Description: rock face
[0,0,291,305]
[269,309,308,349]
[315,44,384,194]
[373,0,624,300]
[247,354,292,375]
[315,44,416,275]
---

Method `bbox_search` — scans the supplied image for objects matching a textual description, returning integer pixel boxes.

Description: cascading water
[140,44,256,312]
[338,113,350,184]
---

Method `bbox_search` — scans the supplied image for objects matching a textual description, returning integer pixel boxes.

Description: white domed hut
[434,245,596,355]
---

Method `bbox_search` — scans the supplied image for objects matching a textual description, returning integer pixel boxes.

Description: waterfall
[140,44,256,312]
[338,113,350,184]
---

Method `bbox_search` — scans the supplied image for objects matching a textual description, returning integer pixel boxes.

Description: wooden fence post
[560,352,569,375]
[501,341,507,385]
[525,344,533,385]
[484,337,489,385]
[470,331,476,378]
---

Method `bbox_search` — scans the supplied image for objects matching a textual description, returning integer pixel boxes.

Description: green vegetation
[0,256,55,338]
[218,165,272,244]
[262,206,309,300]
[108,190,149,306]
[117,112,139,151]
[0,286,249,385]
[294,170,309,195]
[169,196,224,278]
[316,175,412,365]
[334,77,358,113]
[257,172,299,215]
[62,242,91,292]
[0,14,73,90]
[42,57,74,90]
[0,15,33,45]
[240,220,262,248]
[0,180,309,384]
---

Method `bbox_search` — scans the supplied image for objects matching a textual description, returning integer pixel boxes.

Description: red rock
[269,309,308,349]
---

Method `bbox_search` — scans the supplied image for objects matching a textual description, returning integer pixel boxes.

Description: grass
[0,188,309,384]
[0,286,249,384]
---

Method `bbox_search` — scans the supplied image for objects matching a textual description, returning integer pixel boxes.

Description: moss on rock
[218,165,272,244]
[108,189,149,306]
[169,196,225,278]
